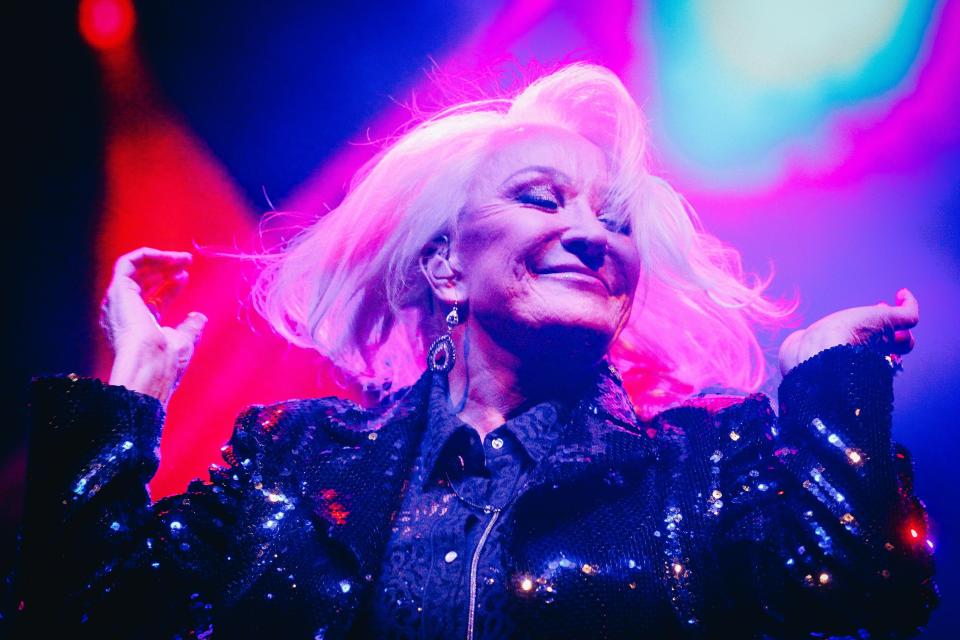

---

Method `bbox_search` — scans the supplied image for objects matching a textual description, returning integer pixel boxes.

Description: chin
[540,302,622,334]
[524,312,619,361]
[481,297,624,362]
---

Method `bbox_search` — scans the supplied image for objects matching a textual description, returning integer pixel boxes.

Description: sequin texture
[4,345,938,638]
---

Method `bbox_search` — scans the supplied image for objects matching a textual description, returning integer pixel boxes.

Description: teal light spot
[642,0,939,186]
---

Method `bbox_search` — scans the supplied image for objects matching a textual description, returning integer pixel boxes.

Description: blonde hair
[252,63,796,415]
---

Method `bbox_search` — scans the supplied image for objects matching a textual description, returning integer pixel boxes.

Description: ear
[419,235,465,305]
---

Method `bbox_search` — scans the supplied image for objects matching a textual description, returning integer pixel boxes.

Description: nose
[559,209,608,270]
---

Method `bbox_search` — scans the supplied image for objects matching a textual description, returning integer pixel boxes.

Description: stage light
[78,0,136,50]
[696,0,907,89]
[642,0,937,186]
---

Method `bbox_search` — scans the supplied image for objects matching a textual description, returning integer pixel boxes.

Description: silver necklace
[443,471,517,514]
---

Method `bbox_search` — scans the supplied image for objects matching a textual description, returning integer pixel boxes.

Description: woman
[11,64,936,638]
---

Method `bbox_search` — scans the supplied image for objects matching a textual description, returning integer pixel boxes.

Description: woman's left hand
[778,288,919,376]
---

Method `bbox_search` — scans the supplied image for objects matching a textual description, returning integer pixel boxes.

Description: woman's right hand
[101,247,207,408]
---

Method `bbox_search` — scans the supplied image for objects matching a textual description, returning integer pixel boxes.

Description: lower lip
[537,271,608,291]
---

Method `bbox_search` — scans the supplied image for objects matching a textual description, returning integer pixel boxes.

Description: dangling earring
[427,300,460,373]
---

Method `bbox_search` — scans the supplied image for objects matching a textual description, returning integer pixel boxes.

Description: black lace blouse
[366,372,565,638]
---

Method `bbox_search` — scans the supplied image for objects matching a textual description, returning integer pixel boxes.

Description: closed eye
[515,183,562,211]
[597,208,632,235]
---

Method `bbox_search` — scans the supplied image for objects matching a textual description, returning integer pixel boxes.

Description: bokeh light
[78,0,136,50]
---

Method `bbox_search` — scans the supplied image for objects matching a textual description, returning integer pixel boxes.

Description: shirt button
[490,437,504,450]
[444,551,458,563]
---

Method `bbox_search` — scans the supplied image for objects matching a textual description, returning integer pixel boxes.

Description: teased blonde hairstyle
[253,63,796,415]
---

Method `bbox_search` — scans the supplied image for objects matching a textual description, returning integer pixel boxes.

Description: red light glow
[78,0,135,50]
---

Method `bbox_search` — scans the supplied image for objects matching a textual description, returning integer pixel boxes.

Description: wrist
[109,342,175,404]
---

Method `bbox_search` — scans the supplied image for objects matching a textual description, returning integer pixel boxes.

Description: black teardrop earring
[427,300,460,373]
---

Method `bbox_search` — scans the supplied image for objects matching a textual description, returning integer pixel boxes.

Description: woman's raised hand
[778,288,919,376]
[101,247,207,407]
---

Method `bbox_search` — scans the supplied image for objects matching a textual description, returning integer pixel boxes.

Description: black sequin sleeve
[709,345,938,638]
[9,375,359,637]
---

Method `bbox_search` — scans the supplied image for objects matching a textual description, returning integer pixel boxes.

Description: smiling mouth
[535,267,610,292]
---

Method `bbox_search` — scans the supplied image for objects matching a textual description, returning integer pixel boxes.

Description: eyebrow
[500,165,614,207]
[500,166,574,188]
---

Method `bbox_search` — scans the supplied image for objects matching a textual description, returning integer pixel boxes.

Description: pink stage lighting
[78,0,135,50]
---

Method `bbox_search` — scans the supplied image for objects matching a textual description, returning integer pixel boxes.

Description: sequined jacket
[8,345,937,638]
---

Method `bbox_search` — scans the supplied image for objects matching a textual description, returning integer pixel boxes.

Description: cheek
[462,239,534,308]
[470,255,560,328]
[612,240,642,294]
[462,218,547,286]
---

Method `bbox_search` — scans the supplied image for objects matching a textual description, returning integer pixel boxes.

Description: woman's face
[455,124,641,358]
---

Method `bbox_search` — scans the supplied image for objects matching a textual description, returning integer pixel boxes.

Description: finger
[889,328,915,355]
[175,311,208,345]
[126,259,193,289]
[107,285,163,328]
[890,288,919,328]
[110,267,185,312]
[111,263,180,298]
[142,270,189,303]
[126,247,193,266]
[115,248,192,278]
[108,267,188,315]
[115,257,193,298]
[869,289,918,333]
[135,267,186,294]
[130,252,193,272]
